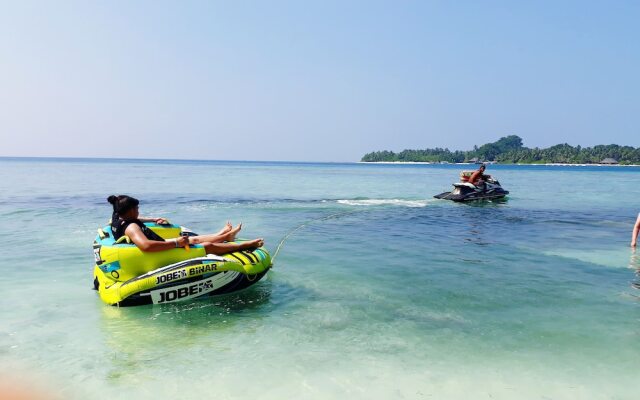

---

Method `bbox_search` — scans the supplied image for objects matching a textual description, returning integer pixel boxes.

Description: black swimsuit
[111,212,165,242]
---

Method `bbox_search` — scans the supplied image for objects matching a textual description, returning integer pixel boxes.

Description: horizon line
[0,155,358,164]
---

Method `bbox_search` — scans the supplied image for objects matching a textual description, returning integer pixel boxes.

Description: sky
[0,0,638,162]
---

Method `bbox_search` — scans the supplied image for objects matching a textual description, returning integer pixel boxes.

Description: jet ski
[434,171,509,202]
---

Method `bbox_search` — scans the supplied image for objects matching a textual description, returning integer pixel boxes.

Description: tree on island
[475,135,523,161]
[361,135,640,165]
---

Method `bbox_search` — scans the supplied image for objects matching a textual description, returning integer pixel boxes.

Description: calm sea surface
[1,158,639,399]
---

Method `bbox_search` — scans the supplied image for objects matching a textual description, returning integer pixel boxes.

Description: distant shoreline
[360,135,640,165]
[358,161,640,167]
[1,157,639,167]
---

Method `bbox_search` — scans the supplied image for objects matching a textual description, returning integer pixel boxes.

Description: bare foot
[226,223,242,242]
[216,221,233,236]
[240,238,263,250]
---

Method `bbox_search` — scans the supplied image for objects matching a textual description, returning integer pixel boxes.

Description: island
[361,135,640,165]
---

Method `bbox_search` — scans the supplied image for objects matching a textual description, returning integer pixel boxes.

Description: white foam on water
[336,198,431,207]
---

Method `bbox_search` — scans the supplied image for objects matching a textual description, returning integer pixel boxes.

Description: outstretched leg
[202,238,264,255]
[188,224,241,244]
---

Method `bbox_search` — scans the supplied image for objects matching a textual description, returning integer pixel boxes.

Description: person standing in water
[631,213,640,247]
[108,195,263,254]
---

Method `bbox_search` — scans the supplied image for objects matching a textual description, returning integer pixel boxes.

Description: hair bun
[107,195,118,205]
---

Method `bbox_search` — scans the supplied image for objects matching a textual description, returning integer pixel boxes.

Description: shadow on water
[455,197,510,207]
[629,249,640,291]
[98,283,272,381]
[96,278,312,382]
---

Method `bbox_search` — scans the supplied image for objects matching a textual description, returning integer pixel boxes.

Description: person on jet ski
[108,195,264,255]
[468,164,487,188]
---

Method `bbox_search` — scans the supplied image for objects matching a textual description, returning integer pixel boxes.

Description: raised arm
[125,223,186,252]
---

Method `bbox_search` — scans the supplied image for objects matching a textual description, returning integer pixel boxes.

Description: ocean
[0,158,639,399]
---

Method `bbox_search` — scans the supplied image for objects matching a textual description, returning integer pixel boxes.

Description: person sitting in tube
[468,164,487,188]
[107,195,263,254]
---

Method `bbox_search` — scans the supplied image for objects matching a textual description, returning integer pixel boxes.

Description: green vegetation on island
[361,135,640,165]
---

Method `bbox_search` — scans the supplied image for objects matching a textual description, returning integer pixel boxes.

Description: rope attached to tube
[270,209,363,263]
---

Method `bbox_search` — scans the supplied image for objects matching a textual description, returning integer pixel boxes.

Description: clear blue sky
[1,1,638,161]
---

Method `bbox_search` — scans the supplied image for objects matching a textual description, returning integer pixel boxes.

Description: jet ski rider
[468,164,487,189]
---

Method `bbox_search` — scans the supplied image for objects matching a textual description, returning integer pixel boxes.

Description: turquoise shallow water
[1,158,639,399]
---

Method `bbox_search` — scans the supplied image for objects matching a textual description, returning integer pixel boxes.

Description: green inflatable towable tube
[92,223,272,306]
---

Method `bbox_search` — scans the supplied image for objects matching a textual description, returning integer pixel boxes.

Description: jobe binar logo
[156,270,187,284]
[156,279,215,303]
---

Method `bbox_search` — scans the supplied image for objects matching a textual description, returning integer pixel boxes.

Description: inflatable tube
[92,223,271,306]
